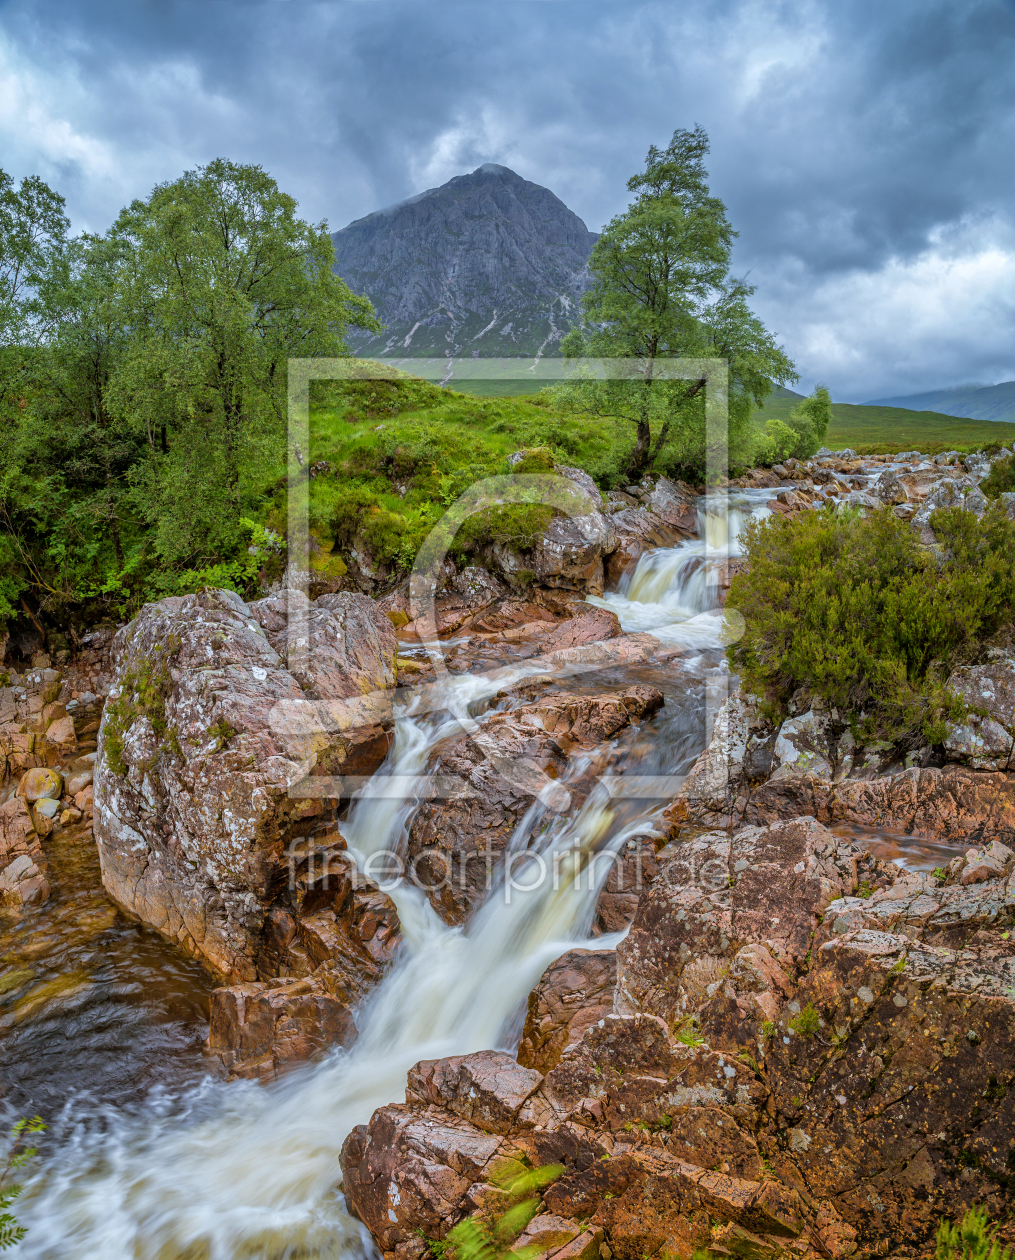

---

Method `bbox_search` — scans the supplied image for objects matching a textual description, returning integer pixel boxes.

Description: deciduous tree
[556,127,796,479]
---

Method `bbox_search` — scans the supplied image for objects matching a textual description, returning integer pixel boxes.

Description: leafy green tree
[1,233,145,619]
[0,169,68,343]
[106,158,380,566]
[556,127,796,479]
[755,384,833,464]
[0,170,69,624]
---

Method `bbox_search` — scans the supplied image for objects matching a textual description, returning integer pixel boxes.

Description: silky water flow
[13,500,762,1259]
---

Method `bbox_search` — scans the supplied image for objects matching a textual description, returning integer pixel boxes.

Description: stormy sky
[2,0,1013,401]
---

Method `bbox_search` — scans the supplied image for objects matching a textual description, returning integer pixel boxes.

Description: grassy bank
[753,392,1015,454]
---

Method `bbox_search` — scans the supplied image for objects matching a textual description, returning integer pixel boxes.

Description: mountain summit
[331,164,598,358]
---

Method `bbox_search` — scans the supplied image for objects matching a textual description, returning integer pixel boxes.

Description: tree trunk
[628,418,652,476]
[625,354,656,477]
[108,495,124,570]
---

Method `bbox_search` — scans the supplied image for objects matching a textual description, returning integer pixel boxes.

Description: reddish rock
[406,687,663,923]
[0,794,43,867]
[45,714,76,747]
[517,949,618,1072]
[207,975,358,1081]
[341,1104,506,1253]
[543,606,622,652]
[0,852,50,907]
[406,1051,549,1133]
[340,817,1014,1257]
[744,763,1015,846]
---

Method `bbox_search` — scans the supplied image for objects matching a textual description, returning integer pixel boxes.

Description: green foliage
[440,1163,565,1260]
[981,455,1015,500]
[790,384,832,452]
[753,385,831,465]
[788,1005,821,1037]
[0,168,69,343]
[0,1114,46,1252]
[553,127,796,479]
[936,1207,1013,1260]
[726,501,1015,747]
[0,160,374,634]
[451,504,559,561]
[303,374,622,578]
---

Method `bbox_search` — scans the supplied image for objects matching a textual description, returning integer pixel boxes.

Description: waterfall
[15,497,753,1259]
[15,668,658,1260]
[593,493,768,644]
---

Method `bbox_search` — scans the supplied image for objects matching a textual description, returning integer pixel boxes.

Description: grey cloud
[1,0,1013,398]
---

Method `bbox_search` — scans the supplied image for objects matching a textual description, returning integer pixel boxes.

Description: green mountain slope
[753,393,1015,452]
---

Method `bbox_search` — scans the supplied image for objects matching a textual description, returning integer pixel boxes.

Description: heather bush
[725,502,1015,747]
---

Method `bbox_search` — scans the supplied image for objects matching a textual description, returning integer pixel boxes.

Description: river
[7,491,959,1257]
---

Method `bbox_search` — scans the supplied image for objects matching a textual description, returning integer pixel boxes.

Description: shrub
[725,502,1015,747]
[936,1207,1013,1260]
[450,504,559,560]
[981,455,1015,500]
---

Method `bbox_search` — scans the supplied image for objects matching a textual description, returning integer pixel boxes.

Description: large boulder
[94,587,399,982]
[489,468,617,598]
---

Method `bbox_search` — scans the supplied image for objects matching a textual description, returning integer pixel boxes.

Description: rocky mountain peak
[332,164,598,359]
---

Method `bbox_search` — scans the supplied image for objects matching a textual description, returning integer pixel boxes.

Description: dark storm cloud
[1,0,1014,398]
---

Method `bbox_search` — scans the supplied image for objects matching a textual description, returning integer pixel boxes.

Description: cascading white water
[16,667,652,1260]
[592,493,770,643]
[16,492,759,1259]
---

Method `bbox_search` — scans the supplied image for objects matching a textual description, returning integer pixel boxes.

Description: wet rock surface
[605,476,700,587]
[93,586,399,984]
[406,685,665,922]
[341,817,1015,1259]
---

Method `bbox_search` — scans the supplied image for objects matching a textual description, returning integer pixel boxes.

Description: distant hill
[753,390,1015,453]
[867,380,1015,423]
[332,164,598,358]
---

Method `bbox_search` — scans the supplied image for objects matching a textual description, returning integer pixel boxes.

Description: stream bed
[5,492,967,1259]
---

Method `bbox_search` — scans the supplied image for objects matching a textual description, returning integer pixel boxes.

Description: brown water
[831,822,966,874]
[0,731,216,1116]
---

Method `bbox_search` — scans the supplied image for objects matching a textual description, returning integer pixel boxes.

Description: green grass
[286,371,1015,588]
[753,394,1015,455]
[293,374,629,577]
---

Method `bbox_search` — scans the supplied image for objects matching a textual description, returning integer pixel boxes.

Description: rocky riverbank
[3,441,1014,1251]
